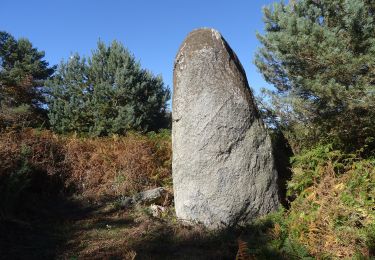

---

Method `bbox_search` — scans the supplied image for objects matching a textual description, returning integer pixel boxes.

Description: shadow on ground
[0,195,86,259]
[1,193,294,260]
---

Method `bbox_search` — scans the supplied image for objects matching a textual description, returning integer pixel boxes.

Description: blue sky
[1,0,276,97]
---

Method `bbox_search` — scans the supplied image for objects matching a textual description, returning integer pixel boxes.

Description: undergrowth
[64,129,172,200]
[1,129,373,259]
[0,129,67,220]
[280,145,375,259]
[0,128,172,219]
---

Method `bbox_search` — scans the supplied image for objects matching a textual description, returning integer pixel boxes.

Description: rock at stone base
[150,204,167,218]
[119,187,169,208]
[119,197,133,208]
[132,187,168,205]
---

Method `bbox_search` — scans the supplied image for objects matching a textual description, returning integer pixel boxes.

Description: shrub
[64,130,172,200]
[0,128,172,216]
[0,129,67,219]
[285,145,375,258]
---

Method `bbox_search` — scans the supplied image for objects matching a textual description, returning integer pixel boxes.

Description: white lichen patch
[175,42,187,71]
[211,29,221,41]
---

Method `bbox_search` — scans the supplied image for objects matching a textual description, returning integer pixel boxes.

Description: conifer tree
[0,31,54,127]
[47,40,170,136]
[47,55,90,133]
[255,0,375,154]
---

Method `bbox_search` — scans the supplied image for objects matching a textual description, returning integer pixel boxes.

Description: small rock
[150,204,166,217]
[119,196,133,208]
[132,187,167,205]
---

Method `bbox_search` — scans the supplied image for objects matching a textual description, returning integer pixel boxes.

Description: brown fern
[235,238,255,260]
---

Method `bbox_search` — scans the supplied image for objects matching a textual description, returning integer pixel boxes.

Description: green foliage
[259,208,314,259]
[47,40,170,136]
[256,2,375,256]
[146,129,172,187]
[284,145,375,258]
[288,144,350,197]
[0,31,55,127]
[0,104,34,129]
[255,0,375,154]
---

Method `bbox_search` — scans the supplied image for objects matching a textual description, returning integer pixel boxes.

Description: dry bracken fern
[235,238,254,260]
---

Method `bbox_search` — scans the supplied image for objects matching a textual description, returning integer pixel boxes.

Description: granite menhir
[172,28,279,229]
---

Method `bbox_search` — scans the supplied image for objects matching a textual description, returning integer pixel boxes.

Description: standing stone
[172,28,279,229]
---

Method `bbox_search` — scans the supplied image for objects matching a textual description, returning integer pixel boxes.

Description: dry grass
[58,203,283,260]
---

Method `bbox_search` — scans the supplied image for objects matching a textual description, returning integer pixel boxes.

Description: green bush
[284,145,374,258]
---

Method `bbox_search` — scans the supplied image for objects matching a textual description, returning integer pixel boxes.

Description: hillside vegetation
[0,128,373,259]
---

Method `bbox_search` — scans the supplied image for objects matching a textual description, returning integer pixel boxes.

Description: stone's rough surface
[172,28,279,229]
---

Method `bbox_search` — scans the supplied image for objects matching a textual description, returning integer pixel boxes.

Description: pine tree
[47,40,170,136]
[0,31,55,127]
[47,55,90,133]
[255,0,375,154]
